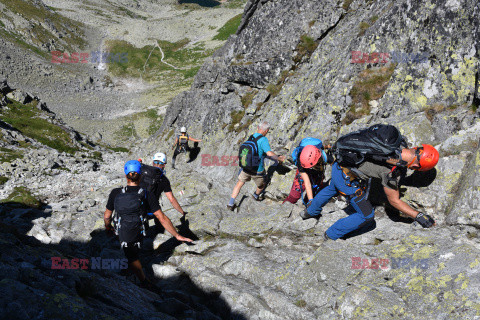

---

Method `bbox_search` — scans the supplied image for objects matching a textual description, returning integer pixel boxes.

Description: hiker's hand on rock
[278,155,286,163]
[415,212,435,228]
[176,235,193,242]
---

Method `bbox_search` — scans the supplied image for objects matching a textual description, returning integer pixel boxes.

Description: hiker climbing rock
[140,153,188,232]
[227,121,285,210]
[171,126,202,169]
[103,160,192,288]
[284,138,333,206]
[301,124,439,240]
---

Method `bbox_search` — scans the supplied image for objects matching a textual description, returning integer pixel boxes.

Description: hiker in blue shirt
[227,121,286,210]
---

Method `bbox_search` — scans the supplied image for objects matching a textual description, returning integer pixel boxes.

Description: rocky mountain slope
[1,0,480,319]
[0,0,246,144]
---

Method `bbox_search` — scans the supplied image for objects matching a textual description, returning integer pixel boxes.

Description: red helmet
[300,145,322,169]
[409,144,439,171]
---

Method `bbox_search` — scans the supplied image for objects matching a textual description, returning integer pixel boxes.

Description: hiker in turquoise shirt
[227,121,285,210]
[252,132,271,173]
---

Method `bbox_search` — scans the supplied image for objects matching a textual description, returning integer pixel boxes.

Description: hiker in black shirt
[151,152,186,215]
[104,160,192,288]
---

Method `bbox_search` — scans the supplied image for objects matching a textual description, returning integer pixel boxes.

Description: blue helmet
[124,160,142,175]
[299,137,323,149]
[292,137,326,165]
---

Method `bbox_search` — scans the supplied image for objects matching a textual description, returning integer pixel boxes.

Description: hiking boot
[251,192,264,201]
[300,208,315,220]
[227,204,236,211]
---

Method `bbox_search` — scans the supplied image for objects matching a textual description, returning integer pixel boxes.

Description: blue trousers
[307,163,375,240]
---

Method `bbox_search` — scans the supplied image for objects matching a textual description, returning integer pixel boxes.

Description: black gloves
[415,212,435,228]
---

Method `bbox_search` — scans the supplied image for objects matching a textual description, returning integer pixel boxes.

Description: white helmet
[180,126,187,133]
[153,152,167,164]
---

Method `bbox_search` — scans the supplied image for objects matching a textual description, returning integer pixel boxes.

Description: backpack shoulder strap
[250,134,263,143]
[254,134,263,141]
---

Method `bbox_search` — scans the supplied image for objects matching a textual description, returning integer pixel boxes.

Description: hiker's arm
[383,186,418,218]
[104,209,113,229]
[266,151,285,163]
[172,138,178,149]
[165,191,185,215]
[300,172,314,200]
[189,137,202,142]
[152,209,192,242]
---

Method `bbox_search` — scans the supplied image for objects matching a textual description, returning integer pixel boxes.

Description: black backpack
[239,134,263,174]
[114,187,146,245]
[333,124,407,167]
[139,164,164,199]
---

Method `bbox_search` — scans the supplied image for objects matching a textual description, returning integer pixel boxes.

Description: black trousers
[172,145,189,168]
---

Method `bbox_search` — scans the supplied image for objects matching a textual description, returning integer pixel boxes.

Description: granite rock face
[2,0,480,319]
[140,0,480,318]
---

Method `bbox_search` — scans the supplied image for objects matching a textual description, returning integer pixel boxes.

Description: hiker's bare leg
[231,180,245,199]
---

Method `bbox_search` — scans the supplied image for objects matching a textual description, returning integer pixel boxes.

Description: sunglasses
[153,160,165,165]
[407,147,423,169]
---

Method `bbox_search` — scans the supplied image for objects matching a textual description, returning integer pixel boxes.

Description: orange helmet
[300,145,322,169]
[408,144,439,171]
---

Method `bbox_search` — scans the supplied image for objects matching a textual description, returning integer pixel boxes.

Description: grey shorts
[238,170,266,189]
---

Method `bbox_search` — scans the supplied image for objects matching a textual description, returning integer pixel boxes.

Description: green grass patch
[165,129,175,143]
[106,39,213,83]
[113,6,147,20]
[0,147,23,163]
[227,109,246,132]
[266,70,293,98]
[224,0,248,9]
[91,151,103,161]
[115,122,137,140]
[0,0,87,51]
[0,28,49,59]
[0,176,8,185]
[342,0,354,10]
[343,64,396,125]
[293,34,318,64]
[1,186,43,208]
[145,108,164,135]
[213,13,242,41]
[358,21,371,36]
[241,90,257,108]
[110,147,129,153]
[294,300,307,308]
[370,15,379,24]
[472,98,479,112]
[179,66,201,79]
[1,100,79,154]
